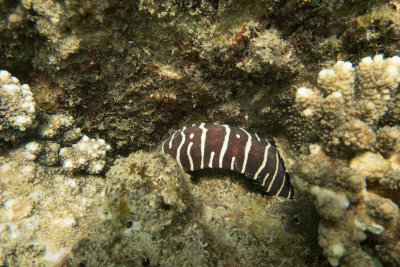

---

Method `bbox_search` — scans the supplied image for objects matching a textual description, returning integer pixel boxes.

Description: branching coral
[0,70,37,144]
[296,55,400,154]
[293,55,400,266]
[59,135,111,174]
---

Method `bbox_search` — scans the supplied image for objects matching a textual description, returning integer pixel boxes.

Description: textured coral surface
[1,0,400,266]
[0,70,36,143]
[293,55,400,266]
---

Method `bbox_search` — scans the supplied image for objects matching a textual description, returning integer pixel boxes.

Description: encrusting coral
[236,28,302,77]
[39,114,74,138]
[0,146,108,266]
[293,55,400,266]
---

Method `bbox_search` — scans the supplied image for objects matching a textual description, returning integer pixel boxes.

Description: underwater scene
[1,1,400,266]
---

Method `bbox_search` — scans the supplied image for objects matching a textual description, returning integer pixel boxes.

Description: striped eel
[158,123,294,199]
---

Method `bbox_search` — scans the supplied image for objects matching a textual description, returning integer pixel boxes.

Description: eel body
[158,123,294,199]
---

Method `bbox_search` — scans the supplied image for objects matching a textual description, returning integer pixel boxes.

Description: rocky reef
[0,147,321,266]
[1,0,400,266]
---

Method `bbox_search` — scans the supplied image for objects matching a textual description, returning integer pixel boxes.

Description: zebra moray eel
[158,123,294,199]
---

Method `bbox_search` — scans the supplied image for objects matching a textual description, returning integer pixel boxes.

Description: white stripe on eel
[267,151,280,193]
[175,126,186,169]
[187,141,194,171]
[253,143,271,180]
[209,151,215,168]
[199,123,207,169]
[230,156,236,170]
[240,129,252,174]
[219,125,231,168]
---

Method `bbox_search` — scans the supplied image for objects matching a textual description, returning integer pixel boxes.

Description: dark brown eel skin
[158,123,294,199]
